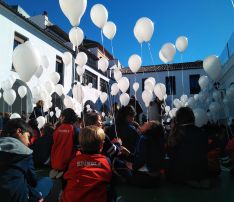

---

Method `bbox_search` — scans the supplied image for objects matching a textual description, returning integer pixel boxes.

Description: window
[56,56,64,85]
[12,32,28,70]
[142,78,147,91]
[165,76,176,95]
[100,78,108,92]
[83,70,98,89]
[189,74,200,94]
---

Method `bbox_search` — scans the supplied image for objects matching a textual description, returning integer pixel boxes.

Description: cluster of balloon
[59,0,87,47]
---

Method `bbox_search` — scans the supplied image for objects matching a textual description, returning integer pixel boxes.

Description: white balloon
[37,116,46,129]
[35,65,44,78]
[159,50,170,64]
[41,55,49,69]
[134,25,143,44]
[18,86,27,98]
[173,98,182,109]
[111,83,119,96]
[56,109,61,118]
[198,75,209,90]
[154,83,166,101]
[135,17,154,42]
[12,41,41,82]
[100,92,108,104]
[119,93,130,106]
[103,21,117,40]
[144,78,155,92]
[187,97,196,109]
[128,54,142,73]
[180,94,188,103]
[55,84,64,96]
[59,0,87,27]
[133,82,139,92]
[142,90,153,107]
[49,111,54,117]
[10,113,21,119]
[76,52,88,67]
[64,96,74,108]
[76,66,85,76]
[212,91,221,102]
[45,80,55,94]
[102,112,105,118]
[9,75,16,86]
[98,58,109,73]
[1,80,14,91]
[62,52,72,66]
[50,72,60,85]
[118,77,129,93]
[114,70,122,81]
[69,27,84,47]
[88,83,93,88]
[161,43,176,63]
[3,89,16,106]
[90,4,108,29]
[209,102,220,113]
[72,83,84,104]
[165,106,170,113]
[193,108,208,127]
[169,108,177,118]
[194,94,199,101]
[175,36,188,53]
[203,55,221,81]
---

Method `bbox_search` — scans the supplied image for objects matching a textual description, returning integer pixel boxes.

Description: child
[61,126,112,202]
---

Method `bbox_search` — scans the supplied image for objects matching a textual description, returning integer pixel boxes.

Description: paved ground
[36,169,234,202]
[115,172,234,202]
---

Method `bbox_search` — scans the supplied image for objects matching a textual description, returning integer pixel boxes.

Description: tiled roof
[121,61,203,74]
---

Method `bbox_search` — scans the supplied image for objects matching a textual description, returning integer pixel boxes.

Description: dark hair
[84,112,100,126]
[43,123,54,136]
[175,107,195,125]
[116,105,136,128]
[61,108,78,124]
[144,121,164,138]
[168,107,195,148]
[2,118,30,138]
[28,118,39,130]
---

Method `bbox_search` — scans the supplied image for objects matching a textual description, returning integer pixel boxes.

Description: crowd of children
[0,104,234,201]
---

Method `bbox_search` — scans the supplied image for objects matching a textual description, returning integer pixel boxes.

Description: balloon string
[147,107,149,122]
[141,43,144,75]
[231,0,234,8]
[21,98,22,115]
[100,30,105,56]
[148,43,165,101]
[166,64,173,108]
[180,54,185,94]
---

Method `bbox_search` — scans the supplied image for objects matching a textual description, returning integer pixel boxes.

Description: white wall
[0,6,73,93]
[124,68,206,114]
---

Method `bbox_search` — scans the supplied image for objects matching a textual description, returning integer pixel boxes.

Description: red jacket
[51,124,75,171]
[61,152,112,202]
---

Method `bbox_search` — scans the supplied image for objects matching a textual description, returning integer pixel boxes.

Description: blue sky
[5,0,234,67]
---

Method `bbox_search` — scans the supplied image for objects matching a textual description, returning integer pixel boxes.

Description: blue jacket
[0,137,41,202]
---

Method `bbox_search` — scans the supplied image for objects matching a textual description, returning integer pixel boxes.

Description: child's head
[2,118,31,146]
[60,108,78,124]
[84,112,102,128]
[79,125,105,154]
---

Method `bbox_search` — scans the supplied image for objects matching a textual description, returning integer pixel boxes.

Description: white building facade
[121,61,207,114]
[0,2,114,114]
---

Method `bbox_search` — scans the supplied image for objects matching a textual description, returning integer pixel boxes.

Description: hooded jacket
[51,123,75,171]
[0,137,41,202]
[61,152,112,202]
